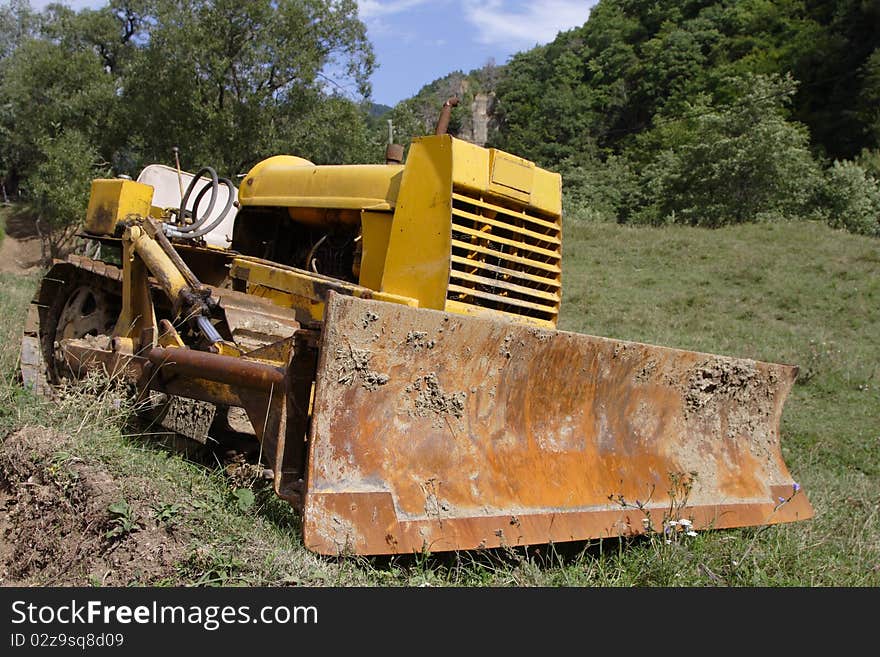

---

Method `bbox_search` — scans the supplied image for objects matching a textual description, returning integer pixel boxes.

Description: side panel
[358,210,394,290]
[85,179,154,236]
[379,136,453,309]
[302,293,812,555]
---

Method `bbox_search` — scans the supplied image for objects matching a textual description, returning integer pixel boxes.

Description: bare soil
[0,426,189,586]
[0,210,44,273]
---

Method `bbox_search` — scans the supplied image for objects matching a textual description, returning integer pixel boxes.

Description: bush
[26,130,107,258]
[628,74,824,227]
[559,152,639,223]
[820,160,880,237]
[854,148,880,180]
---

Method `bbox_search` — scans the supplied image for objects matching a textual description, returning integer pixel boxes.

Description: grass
[0,204,8,245]
[1,218,878,586]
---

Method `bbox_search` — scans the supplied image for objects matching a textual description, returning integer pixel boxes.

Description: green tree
[631,73,823,226]
[28,130,108,258]
[0,0,378,258]
[0,4,120,256]
[119,0,375,175]
[820,159,880,237]
[0,0,35,60]
[0,34,118,182]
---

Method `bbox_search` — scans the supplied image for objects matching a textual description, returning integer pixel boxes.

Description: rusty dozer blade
[303,293,812,555]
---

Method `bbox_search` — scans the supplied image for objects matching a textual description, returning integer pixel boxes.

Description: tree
[0,0,378,259]
[631,73,823,226]
[28,130,108,258]
[118,0,376,175]
[0,33,118,183]
[0,0,36,60]
[820,159,880,237]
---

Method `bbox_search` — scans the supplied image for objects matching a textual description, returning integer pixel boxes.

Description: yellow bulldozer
[19,103,812,555]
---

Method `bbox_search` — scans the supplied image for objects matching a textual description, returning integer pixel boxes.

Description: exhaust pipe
[435,96,460,135]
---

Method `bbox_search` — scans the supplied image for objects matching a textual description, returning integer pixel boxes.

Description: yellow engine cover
[85,179,154,236]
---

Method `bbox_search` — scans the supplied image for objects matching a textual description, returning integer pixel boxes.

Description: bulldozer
[18,101,812,555]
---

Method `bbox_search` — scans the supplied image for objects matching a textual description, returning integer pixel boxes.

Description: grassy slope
[1,220,877,586]
[562,220,879,585]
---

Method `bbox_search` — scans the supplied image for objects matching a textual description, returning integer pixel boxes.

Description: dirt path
[0,209,44,274]
[0,427,188,586]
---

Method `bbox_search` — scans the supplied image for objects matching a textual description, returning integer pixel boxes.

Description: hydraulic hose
[173,166,219,234]
[163,165,235,241]
[165,177,235,239]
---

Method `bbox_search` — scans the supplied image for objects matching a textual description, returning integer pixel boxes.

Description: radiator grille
[448,189,561,323]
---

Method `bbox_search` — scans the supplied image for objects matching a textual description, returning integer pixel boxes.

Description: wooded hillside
[394,0,880,235]
[2,0,879,244]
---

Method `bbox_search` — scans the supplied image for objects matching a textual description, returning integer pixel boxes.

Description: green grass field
[1,219,877,586]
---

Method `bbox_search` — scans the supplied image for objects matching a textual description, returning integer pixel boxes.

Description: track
[20,257,123,395]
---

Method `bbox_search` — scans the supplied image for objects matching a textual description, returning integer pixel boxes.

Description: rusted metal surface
[146,346,285,389]
[59,334,313,503]
[210,285,301,350]
[60,338,146,383]
[435,96,460,135]
[19,259,124,393]
[153,395,216,444]
[302,293,813,555]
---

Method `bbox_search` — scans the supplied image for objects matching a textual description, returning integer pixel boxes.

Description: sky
[27,0,599,106]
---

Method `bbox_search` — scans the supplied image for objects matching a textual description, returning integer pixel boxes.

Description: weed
[608,471,698,541]
[44,450,81,493]
[105,499,142,540]
[233,488,255,513]
[151,502,184,530]
[177,548,248,586]
[798,339,841,385]
[731,482,804,572]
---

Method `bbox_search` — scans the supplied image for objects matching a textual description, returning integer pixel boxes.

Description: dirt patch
[155,395,216,443]
[0,426,189,586]
[335,345,389,390]
[682,357,778,449]
[405,372,467,420]
[405,331,435,350]
[0,210,44,273]
[635,359,658,382]
[684,357,760,416]
[360,311,379,329]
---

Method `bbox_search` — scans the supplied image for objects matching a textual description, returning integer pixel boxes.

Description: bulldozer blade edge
[302,292,812,555]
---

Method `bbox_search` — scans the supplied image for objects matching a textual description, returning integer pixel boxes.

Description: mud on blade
[303,293,812,555]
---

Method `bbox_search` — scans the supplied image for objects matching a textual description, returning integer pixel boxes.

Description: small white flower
[679,518,693,527]
[686,530,697,537]
[665,539,672,544]
[668,520,679,526]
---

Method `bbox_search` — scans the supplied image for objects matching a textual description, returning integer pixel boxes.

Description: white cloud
[358,0,432,20]
[462,0,595,48]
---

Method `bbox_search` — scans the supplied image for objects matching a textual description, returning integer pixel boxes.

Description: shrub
[559,152,639,223]
[820,159,880,237]
[26,129,107,258]
[629,73,824,227]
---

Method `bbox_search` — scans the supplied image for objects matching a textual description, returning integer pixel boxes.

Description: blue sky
[28,0,598,106]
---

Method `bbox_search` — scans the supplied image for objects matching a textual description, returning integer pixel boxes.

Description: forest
[1,0,880,252]
[391,0,880,235]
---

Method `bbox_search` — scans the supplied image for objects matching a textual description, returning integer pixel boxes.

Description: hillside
[387,0,880,236]
[381,64,502,149]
